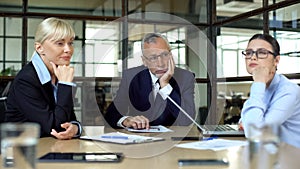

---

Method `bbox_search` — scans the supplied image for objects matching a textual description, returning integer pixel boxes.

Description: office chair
[0,81,11,123]
[0,96,7,123]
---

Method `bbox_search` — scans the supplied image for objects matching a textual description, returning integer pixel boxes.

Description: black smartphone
[178,159,229,166]
[171,137,202,141]
[39,152,123,163]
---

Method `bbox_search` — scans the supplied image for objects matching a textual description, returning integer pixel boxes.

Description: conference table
[9,126,300,169]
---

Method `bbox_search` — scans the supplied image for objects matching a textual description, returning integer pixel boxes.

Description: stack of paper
[176,139,248,151]
[80,132,164,144]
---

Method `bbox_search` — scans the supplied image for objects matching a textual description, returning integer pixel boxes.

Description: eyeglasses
[143,51,171,62]
[242,48,276,59]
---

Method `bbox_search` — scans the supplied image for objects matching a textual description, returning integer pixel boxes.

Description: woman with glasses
[104,33,196,129]
[240,33,300,148]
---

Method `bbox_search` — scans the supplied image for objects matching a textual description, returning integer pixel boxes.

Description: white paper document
[176,139,248,151]
[80,132,164,144]
[125,125,173,133]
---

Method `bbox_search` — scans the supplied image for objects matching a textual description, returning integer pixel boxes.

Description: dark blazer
[104,65,196,128]
[4,62,78,137]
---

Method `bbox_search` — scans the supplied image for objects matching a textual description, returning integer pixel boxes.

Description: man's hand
[122,116,150,129]
[51,122,78,140]
[159,55,175,88]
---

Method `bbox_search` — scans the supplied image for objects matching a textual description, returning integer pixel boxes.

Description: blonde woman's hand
[50,62,74,82]
[50,122,78,140]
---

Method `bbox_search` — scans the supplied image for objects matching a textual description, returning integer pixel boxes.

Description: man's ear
[141,56,148,67]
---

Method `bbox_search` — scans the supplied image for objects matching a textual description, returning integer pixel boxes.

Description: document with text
[176,139,248,151]
[125,125,173,133]
[80,132,165,144]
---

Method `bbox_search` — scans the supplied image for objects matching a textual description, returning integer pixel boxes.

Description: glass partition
[83,13,208,78]
[129,0,207,23]
[0,17,22,76]
[28,0,122,16]
[271,0,286,5]
[0,0,22,12]
[217,26,261,78]
[269,3,300,74]
[216,0,263,19]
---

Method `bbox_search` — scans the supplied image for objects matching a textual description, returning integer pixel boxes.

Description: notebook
[199,124,245,137]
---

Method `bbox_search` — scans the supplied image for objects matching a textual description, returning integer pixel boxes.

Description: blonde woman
[5,17,81,140]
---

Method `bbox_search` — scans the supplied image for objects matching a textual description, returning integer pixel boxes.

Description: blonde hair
[35,17,75,44]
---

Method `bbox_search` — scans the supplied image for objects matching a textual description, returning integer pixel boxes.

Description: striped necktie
[153,79,160,98]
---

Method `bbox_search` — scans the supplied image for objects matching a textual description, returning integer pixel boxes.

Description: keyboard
[203,125,236,131]
[199,125,245,137]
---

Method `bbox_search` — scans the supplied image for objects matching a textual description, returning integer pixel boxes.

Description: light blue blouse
[241,73,300,148]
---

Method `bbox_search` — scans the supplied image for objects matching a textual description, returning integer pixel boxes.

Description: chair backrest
[0,81,10,123]
[0,96,7,123]
[1,81,11,97]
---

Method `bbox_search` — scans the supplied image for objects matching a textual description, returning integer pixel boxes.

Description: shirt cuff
[158,84,173,100]
[117,116,129,128]
[58,81,76,87]
[70,121,82,138]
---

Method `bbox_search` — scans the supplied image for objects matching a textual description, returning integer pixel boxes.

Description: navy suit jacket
[5,62,78,137]
[104,65,196,128]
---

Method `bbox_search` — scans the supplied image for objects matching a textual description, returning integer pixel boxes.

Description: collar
[268,73,280,90]
[149,70,158,85]
[32,51,51,85]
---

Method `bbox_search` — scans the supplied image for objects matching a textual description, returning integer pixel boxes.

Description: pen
[100,135,129,140]
[202,136,218,141]
[132,138,153,143]
[149,127,160,131]
[171,137,202,141]
[178,159,229,166]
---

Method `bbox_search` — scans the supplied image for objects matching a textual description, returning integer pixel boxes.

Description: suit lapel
[42,81,55,109]
[129,69,153,111]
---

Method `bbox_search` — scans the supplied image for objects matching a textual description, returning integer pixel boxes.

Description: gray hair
[35,17,75,44]
[141,33,171,52]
